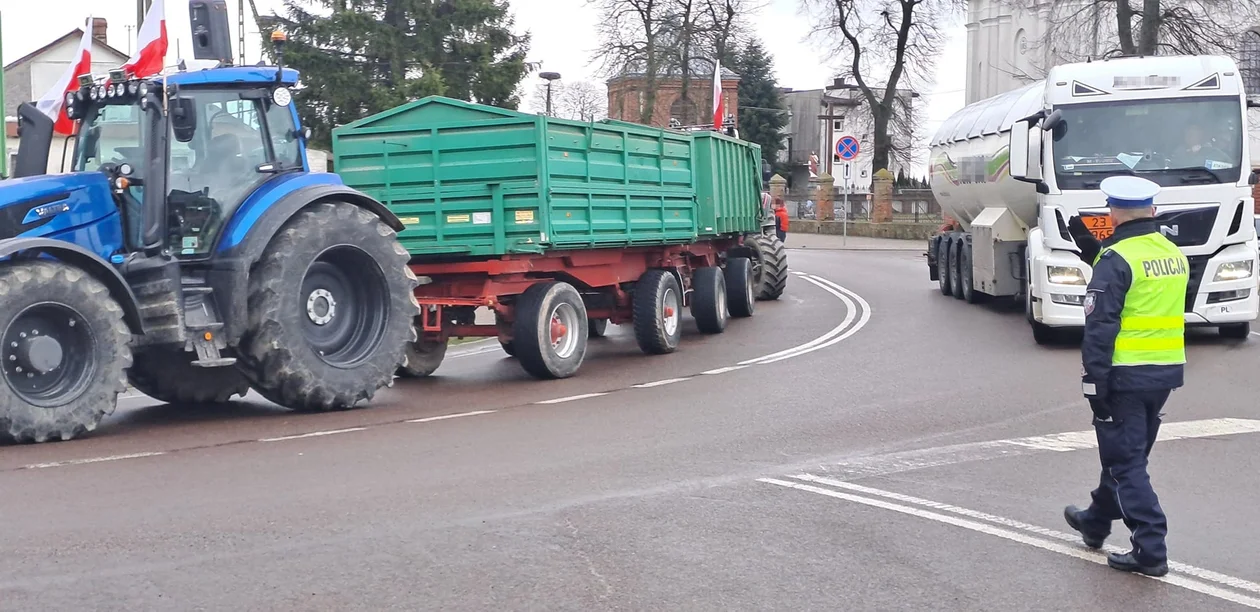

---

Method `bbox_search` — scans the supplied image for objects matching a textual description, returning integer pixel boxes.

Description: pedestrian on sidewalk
[773,197,789,244]
[1062,176,1187,578]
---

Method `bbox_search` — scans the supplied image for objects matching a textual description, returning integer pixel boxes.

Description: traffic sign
[836,135,860,161]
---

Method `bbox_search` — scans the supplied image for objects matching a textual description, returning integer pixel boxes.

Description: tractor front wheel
[0,262,131,443]
[237,202,419,411]
[129,348,250,404]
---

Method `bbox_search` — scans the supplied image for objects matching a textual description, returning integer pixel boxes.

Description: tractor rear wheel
[0,262,131,443]
[237,202,419,411]
[128,348,250,404]
[749,234,788,300]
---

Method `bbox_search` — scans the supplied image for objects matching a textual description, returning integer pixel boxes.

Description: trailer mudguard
[208,173,405,344]
[0,237,144,333]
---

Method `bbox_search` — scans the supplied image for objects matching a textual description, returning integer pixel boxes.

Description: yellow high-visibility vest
[1094,233,1188,366]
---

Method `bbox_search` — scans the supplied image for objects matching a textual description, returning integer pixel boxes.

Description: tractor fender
[208,181,405,345]
[0,237,144,334]
[217,182,404,265]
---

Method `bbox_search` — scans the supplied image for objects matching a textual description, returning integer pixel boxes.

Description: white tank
[929,82,1047,231]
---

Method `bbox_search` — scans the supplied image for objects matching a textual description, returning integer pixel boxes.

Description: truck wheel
[692,267,729,334]
[749,234,788,300]
[936,236,952,296]
[949,238,964,299]
[725,257,755,318]
[588,318,609,338]
[960,241,985,304]
[128,349,250,404]
[634,270,683,354]
[0,262,131,443]
[238,202,418,411]
[1219,323,1251,340]
[501,340,517,357]
[1031,321,1061,345]
[397,338,448,378]
[514,282,588,379]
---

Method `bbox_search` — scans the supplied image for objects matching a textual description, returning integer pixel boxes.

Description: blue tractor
[0,13,418,443]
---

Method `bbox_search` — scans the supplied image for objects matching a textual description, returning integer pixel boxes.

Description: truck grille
[1185,255,1210,313]
[1156,207,1217,247]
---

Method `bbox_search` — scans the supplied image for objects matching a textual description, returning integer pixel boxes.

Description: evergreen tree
[732,39,787,170]
[896,168,907,187]
[263,0,531,147]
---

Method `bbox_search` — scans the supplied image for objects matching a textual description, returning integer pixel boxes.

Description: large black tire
[1220,322,1251,340]
[500,340,517,357]
[588,318,609,338]
[514,282,589,379]
[634,270,683,354]
[691,267,729,334]
[749,234,788,301]
[237,201,419,411]
[960,240,984,304]
[949,238,964,299]
[396,338,449,378]
[725,257,755,318]
[128,349,250,404]
[0,262,131,443]
[937,236,952,296]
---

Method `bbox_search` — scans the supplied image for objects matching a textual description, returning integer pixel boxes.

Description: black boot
[1063,505,1107,549]
[1107,551,1169,577]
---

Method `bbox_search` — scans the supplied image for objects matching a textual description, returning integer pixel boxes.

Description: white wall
[26,36,129,102]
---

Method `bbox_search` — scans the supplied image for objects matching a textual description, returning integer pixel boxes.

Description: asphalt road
[2,245,1259,611]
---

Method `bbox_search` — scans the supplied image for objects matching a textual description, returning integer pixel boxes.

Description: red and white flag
[36,19,94,135]
[712,60,725,129]
[124,0,168,78]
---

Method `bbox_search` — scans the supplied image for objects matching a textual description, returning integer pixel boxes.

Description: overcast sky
[3,0,967,171]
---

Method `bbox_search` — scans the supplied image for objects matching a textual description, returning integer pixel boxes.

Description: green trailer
[332,97,787,379]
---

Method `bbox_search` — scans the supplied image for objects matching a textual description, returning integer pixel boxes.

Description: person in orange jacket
[773,197,790,243]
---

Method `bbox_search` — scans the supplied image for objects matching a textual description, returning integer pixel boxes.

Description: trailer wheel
[949,238,964,299]
[960,240,985,304]
[588,318,609,338]
[749,234,788,300]
[397,338,448,378]
[128,349,250,404]
[0,262,131,443]
[500,340,517,357]
[936,236,952,296]
[692,267,729,334]
[725,257,755,318]
[514,282,589,379]
[1219,323,1251,340]
[238,201,418,411]
[634,270,683,354]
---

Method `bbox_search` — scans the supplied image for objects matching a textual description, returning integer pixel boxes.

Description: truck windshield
[1050,96,1243,189]
[73,103,147,178]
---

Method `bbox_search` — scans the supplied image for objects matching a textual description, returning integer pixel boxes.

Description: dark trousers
[1080,390,1171,564]
[776,228,787,243]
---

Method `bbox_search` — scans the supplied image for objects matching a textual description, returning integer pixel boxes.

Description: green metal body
[333,96,762,258]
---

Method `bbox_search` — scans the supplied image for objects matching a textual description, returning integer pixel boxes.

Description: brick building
[605,59,739,128]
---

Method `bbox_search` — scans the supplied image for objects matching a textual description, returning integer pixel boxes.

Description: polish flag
[36,19,94,135]
[712,60,725,130]
[124,0,168,78]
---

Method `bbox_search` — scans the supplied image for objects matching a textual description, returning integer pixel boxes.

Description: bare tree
[807,0,956,174]
[531,81,610,121]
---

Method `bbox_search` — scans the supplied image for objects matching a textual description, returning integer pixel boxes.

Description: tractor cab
[66,67,306,259]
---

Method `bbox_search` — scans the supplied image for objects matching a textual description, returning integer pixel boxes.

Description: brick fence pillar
[872,168,894,223]
[814,172,835,221]
[768,174,788,202]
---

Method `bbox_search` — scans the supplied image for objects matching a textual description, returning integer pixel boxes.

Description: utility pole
[540,72,561,117]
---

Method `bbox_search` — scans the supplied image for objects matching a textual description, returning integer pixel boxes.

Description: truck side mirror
[13,102,54,178]
[171,97,198,143]
[1009,118,1043,184]
[1041,109,1063,132]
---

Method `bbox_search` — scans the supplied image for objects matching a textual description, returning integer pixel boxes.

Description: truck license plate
[1083,215,1113,241]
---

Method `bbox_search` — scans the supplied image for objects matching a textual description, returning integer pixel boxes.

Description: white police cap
[1100,176,1160,208]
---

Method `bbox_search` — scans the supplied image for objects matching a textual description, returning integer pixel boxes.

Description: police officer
[1062,176,1187,578]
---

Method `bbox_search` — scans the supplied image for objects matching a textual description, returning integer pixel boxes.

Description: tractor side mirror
[171,97,198,143]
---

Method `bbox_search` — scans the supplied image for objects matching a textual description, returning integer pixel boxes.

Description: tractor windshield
[73,103,148,178]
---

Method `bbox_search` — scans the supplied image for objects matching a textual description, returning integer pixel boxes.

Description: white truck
[927,55,1259,344]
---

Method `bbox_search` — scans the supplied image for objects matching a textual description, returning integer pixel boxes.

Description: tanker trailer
[927,55,1259,344]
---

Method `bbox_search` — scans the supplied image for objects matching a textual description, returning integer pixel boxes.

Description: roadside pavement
[783,233,926,251]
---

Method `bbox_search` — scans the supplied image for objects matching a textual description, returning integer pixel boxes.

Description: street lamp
[540,71,561,116]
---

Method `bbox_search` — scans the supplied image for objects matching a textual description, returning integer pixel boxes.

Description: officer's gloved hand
[1067,215,1102,264]
[1087,397,1111,421]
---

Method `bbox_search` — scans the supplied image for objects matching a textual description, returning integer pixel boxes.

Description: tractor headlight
[1213,259,1254,282]
[112,83,124,97]
[128,80,141,96]
[89,86,100,100]
[1048,266,1087,286]
[139,81,151,97]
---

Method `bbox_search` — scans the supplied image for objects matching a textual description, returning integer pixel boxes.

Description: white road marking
[812,418,1260,480]
[759,478,1260,609]
[789,474,1260,598]
[22,452,167,470]
[407,410,497,423]
[755,275,873,365]
[701,366,747,375]
[739,278,857,365]
[535,393,609,405]
[633,378,692,388]
[259,427,368,443]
